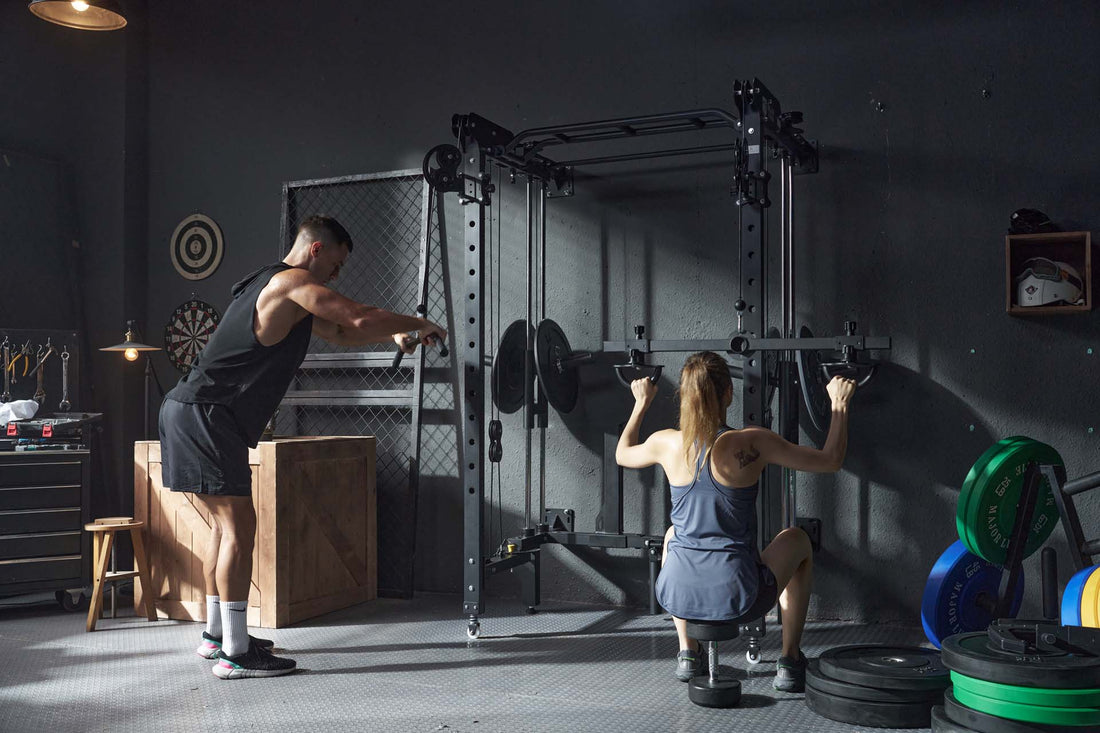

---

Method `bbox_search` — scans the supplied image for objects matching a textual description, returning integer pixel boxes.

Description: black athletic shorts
[158,398,252,496]
[740,563,779,621]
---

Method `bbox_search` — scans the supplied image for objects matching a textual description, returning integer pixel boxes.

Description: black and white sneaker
[213,639,297,679]
[774,651,807,692]
[196,631,275,659]
[675,647,707,682]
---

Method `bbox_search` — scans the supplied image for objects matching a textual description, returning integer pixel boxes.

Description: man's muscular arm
[312,317,407,347]
[282,270,443,345]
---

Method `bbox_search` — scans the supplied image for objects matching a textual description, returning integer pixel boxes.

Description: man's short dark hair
[297,215,353,252]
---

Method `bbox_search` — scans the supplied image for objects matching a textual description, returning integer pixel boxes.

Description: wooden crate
[133,436,376,628]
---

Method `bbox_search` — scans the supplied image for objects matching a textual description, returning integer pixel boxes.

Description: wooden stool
[84,517,157,631]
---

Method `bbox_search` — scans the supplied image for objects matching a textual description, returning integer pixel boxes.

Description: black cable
[494,171,504,552]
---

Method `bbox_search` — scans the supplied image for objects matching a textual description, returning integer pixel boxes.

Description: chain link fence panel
[279,171,458,597]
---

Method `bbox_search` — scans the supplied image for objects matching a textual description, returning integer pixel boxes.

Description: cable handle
[392,333,449,368]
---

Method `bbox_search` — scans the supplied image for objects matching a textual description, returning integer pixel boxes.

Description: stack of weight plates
[805,645,950,728]
[936,631,1100,732]
[922,437,1063,648]
[1061,564,1100,628]
[955,437,1063,566]
[922,539,1025,648]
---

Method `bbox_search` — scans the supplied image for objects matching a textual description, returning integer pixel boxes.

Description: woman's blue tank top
[654,428,762,620]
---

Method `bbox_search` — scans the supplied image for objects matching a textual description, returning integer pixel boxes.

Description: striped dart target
[170,213,224,281]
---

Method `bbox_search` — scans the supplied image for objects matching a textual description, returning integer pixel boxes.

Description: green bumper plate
[951,671,1100,708]
[952,684,1100,726]
[958,437,1062,564]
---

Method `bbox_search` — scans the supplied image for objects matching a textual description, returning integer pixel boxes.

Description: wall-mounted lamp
[28,0,127,31]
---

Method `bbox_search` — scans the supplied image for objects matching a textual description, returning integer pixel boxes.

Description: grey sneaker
[675,647,707,682]
[774,651,807,692]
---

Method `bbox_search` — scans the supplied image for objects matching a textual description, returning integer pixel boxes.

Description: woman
[616,351,854,692]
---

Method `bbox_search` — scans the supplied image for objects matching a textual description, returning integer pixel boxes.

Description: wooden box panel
[134,437,376,628]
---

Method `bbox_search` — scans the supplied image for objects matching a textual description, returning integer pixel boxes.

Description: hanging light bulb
[101,323,159,362]
[28,1,127,31]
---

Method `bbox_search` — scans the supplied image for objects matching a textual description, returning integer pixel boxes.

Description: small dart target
[170,213,224,281]
[164,298,221,374]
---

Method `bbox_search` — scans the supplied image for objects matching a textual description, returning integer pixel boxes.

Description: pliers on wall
[6,341,31,383]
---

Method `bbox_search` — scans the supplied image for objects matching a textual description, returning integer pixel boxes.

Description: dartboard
[170,213,224,281]
[164,299,221,374]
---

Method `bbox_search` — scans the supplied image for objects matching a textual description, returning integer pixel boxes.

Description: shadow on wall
[810,361,995,491]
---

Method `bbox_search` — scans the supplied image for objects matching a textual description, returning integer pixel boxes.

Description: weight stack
[940,630,1100,732]
[803,645,950,728]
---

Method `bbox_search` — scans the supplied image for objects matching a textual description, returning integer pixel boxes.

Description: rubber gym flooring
[0,592,933,732]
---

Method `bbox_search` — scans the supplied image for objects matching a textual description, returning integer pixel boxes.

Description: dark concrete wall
[11,0,1097,623]
[0,2,148,519]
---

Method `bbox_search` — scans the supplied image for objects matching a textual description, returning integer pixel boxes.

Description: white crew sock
[221,601,249,656]
[205,596,221,638]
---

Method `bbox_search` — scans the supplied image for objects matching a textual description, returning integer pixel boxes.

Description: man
[159,214,446,679]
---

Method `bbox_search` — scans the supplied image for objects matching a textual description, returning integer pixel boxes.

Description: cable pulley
[422,144,462,193]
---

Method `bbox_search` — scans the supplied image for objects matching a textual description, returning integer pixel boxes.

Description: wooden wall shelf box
[1006,231,1093,315]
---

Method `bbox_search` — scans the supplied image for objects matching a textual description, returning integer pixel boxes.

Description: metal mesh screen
[279,171,458,597]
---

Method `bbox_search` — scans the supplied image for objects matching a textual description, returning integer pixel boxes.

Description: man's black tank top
[166,263,313,446]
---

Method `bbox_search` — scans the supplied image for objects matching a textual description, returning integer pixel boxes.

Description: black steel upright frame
[436,79,887,640]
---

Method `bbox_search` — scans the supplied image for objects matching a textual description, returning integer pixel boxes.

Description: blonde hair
[677,352,733,466]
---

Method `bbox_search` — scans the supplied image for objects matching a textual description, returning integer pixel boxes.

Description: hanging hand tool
[6,341,31,384]
[1,338,10,403]
[26,342,55,379]
[31,342,54,407]
[59,346,71,412]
